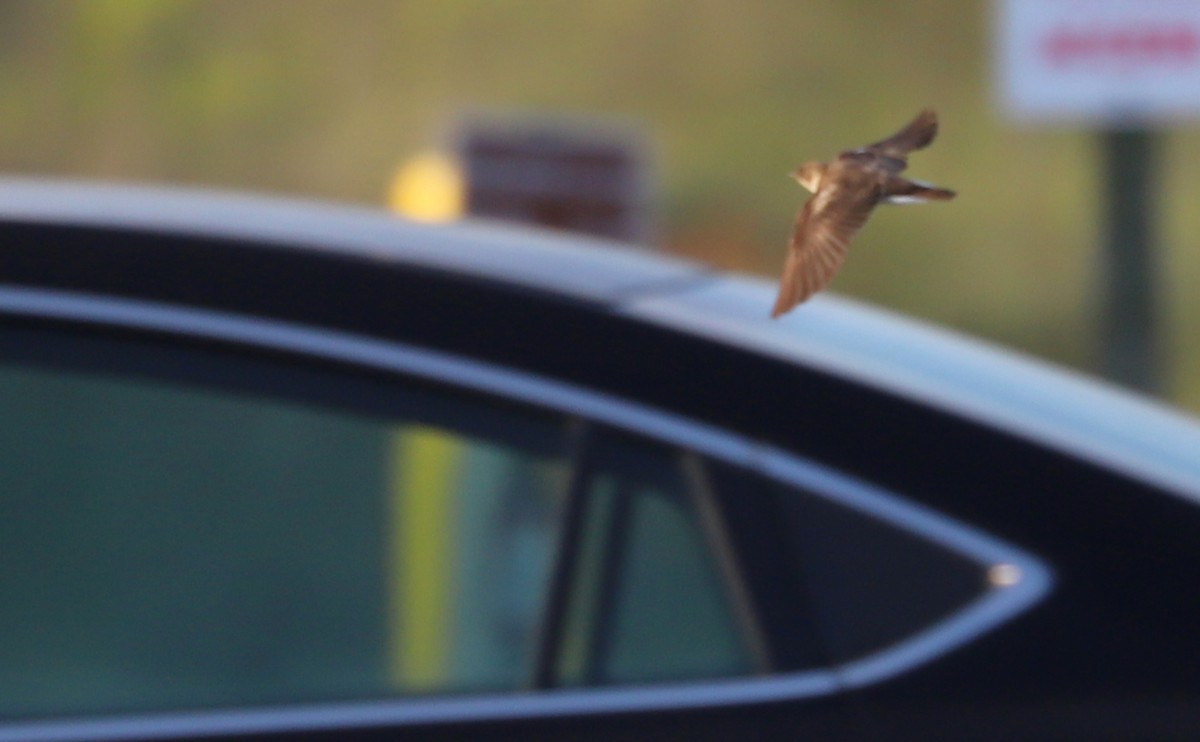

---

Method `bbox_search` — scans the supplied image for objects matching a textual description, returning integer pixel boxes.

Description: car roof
[0,177,712,306]
[625,281,1200,501]
[2,177,1199,500]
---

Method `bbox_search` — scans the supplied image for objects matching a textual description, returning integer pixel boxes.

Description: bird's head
[790,162,826,194]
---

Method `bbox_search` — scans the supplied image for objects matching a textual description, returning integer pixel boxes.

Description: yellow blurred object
[388,152,464,222]
[388,426,461,690]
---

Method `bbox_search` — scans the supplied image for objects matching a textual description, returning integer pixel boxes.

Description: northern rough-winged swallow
[770,109,955,318]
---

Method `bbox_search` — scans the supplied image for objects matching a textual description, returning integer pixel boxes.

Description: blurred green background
[3,0,1199,412]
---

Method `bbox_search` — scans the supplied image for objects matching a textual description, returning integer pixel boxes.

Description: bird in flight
[770,108,955,318]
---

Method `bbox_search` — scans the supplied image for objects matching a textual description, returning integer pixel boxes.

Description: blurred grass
[1,0,1198,411]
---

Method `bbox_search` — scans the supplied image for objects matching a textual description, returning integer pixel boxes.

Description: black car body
[0,179,1198,740]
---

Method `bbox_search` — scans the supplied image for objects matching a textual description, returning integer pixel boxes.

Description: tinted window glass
[557,434,755,685]
[0,329,568,718]
[782,483,984,662]
[711,461,986,668]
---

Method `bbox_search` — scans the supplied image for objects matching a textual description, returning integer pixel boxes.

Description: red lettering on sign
[1043,25,1200,67]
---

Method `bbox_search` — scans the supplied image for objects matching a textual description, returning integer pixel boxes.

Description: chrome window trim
[0,286,1052,741]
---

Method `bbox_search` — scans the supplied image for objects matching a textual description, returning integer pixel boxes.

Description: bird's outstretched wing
[867,108,938,158]
[770,190,874,317]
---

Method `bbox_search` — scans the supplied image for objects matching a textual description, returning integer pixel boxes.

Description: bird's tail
[869,109,939,156]
[881,177,956,204]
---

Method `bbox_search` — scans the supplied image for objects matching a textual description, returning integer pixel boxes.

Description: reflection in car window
[556,434,755,686]
[389,425,566,692]
[0,331,567,719]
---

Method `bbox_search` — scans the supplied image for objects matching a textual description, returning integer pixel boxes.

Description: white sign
[995,0,1200,124]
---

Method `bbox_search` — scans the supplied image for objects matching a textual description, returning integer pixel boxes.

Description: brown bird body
[770,109,955,318]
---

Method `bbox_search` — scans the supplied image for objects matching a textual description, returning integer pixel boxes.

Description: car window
[708,460,988,670]
[0,319,1000,727]
[555,433,757,686]
[779,478,984,663]
[0,328,569,719]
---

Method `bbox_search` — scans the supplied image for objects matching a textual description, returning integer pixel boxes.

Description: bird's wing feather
[866,109,938,160]
[770,191,874,317]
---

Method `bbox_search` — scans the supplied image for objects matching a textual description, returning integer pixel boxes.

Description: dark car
[0,178,1198,741]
